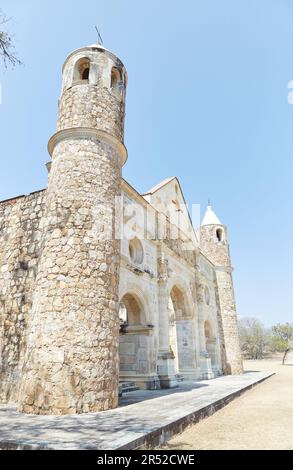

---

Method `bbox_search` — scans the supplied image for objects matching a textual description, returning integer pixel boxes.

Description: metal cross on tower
[95,26,104,46]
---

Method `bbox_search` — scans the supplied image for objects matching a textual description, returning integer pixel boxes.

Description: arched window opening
[169,285,194,374]
[73,58,90,84]
[216,228,223,242]
[119,301,128,324]
[119,292,150,379]
[111,67,123,95]
[204,321,212,340]
[204,320,217,367]
[170,286,187,320]
[119,293,144,325]
[82,67,89,80]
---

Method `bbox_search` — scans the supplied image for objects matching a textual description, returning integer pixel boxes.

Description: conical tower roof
[201,204,222,226]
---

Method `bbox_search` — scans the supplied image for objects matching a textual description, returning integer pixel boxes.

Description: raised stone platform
[0,371,273,450]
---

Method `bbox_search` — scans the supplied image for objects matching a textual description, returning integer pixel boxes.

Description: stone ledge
[48,127,128,165]
[121,373,275,450]
[0,371,274,450]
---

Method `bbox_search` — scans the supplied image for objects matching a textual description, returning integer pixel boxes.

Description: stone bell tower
[200,204,243,375]
[18,44,128,414]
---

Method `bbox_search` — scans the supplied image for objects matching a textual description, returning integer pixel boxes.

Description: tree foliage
[239,317,293,364]
[238,317,271,360]
[0,10,21,68]
[271,323,293,364]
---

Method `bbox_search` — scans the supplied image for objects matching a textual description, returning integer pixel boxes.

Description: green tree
[271,323,293,364]
[0,10,21,67]
[238,317,271,360]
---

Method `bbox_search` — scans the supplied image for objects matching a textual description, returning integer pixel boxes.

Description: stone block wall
[214,269,243,374]
[17,138,122,415]
[119,334,149,375]
[57,85,125,142]
[0,190,46,402]
[0,184,235,406]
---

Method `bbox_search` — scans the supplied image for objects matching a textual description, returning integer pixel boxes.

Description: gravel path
[160,359,293,450]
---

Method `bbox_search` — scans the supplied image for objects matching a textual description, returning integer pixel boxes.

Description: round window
[129,238,144,264]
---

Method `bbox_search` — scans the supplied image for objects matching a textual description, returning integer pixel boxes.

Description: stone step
[175,373,184,382]
[120,381,136,389]
[119,382,140,396]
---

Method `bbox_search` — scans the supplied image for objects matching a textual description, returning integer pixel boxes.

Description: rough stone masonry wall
[58,47,126,141]
[200,224,243,375]
[0,191,46,402]
[16,45,127,414]
[17,138,122,415]
[57,85,125,141]
[214,269,243,374]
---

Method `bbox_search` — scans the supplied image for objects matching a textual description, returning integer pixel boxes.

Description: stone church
[0,43,243,415]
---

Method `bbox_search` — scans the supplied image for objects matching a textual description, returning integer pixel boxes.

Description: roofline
[0,189,46,205]
[142,177,177,196]
[142,176,199,244]
[122,178,197,245]
[0,180,198,246]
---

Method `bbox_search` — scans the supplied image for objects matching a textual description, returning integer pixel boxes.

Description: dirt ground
[159,359,293,450]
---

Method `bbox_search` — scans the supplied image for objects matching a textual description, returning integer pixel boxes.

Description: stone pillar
[196,285,215,379]
[157,255,177,388]
[17,44,128,414]
[175,318,198,380]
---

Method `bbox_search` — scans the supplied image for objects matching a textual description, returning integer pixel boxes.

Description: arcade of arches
[118,284,222,390]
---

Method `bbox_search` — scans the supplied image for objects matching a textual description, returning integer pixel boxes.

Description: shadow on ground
[119,382,208,407]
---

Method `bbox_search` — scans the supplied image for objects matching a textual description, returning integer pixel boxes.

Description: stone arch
[204,320,213,339]
[119,283,151,324]
[170,285,187,320]
[118,285,155,387]
[167,280,197,376]
[119,292,146,326]
[215,227,225,243]
[73,57,91,84]
[111,66,123,96]
[204,319,217,367]
[167,277,195,319]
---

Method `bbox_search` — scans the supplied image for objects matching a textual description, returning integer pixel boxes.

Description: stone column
[17,44,128,414]
[157,255,177,388]
[196,284,215,379]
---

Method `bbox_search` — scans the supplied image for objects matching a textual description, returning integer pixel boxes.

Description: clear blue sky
[0,0,292,326]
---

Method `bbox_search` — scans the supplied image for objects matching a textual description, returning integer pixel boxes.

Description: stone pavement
[0,371,273,450]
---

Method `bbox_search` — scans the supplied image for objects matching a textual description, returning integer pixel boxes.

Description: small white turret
[201,204,222,226]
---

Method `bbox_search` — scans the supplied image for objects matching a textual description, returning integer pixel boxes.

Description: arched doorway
[119,292,157,389]
[169,285,196,376]
[204,320,217,367]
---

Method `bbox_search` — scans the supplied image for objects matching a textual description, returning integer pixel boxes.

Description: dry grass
[158,359,293,450]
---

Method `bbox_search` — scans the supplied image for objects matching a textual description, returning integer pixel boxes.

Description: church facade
[0,43,243,415]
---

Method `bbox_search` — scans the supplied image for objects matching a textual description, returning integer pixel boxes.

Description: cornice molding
[48,127,128,165]
[215,265,233,274]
